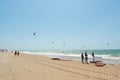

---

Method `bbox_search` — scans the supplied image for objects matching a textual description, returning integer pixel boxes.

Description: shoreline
[23,51,120,65]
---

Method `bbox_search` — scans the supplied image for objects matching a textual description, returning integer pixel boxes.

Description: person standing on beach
[17,51,20,56]
[92,52,95,62]
[81,53,84,63]
[85,52,88,64]
[14,51,17,56]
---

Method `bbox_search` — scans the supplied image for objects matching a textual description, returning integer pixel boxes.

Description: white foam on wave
[95,54,120,60]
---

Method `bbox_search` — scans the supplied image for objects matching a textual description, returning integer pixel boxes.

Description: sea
[22,49,120,65]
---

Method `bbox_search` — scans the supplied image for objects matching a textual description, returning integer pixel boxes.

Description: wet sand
[0,52,120,80]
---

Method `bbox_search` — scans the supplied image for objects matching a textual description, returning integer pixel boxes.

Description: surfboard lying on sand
[89,61,102,63]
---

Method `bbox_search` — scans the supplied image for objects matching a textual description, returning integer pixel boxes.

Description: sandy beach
[0,52,120,80]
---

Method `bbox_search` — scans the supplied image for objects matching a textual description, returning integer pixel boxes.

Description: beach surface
[0,52,120,80]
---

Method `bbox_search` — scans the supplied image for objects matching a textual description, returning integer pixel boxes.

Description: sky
[0,0,120,50]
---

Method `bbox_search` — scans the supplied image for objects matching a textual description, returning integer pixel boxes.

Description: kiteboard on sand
[51,57,72,61]
[95,62,106,67]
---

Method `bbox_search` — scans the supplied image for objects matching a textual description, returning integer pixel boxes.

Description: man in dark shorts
[92,52,95,62]
[85,52,88,64]
[81,53,84,63]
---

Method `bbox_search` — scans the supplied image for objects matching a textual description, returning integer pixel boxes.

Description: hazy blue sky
[0,0,120,50]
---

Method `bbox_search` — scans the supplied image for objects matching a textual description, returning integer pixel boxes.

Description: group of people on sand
[81,52,95,64]
[14,51,20,56]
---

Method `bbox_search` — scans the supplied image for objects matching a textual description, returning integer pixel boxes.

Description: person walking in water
[81,53,84,64]
[85,52,88,64]
[92,52,95,62]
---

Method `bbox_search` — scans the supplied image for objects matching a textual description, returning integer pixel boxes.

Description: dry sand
[0,52,120,80]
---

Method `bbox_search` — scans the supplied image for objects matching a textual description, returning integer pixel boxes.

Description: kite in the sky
[107,43,109,46]
[52,41,54,44]
[33,32,36,36]
[64,42,66,45]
